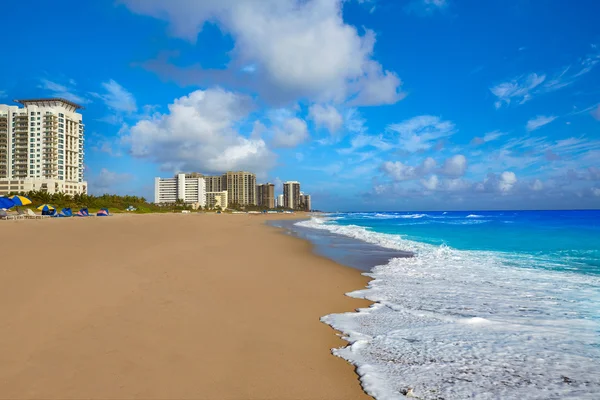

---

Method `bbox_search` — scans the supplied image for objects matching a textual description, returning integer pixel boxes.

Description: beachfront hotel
[257,183,275,209]
[154,173,206,207]
[276,194,284,208]
[0,98,87,196]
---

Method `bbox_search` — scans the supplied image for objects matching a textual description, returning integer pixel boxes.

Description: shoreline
[0,213,373,399]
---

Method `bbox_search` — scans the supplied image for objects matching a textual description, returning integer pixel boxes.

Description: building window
[59,113,64,117]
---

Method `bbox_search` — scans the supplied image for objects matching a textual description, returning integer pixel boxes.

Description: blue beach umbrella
[37,204,55,212]
[0,197,16,209]
[9,195,32,206]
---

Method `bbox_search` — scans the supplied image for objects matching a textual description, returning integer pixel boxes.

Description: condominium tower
[257,183,275,208]
[300,193,312,211]
[224,171,256,206]
[0,98,87,195]
[283,181,301,210]
[154,173,206,207]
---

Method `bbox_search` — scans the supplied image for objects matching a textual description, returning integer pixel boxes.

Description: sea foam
[297,217,600,400]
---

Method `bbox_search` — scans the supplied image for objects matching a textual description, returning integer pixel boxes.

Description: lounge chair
[26,209,44,219]
[0,210,16,220]
[17,209,30,219]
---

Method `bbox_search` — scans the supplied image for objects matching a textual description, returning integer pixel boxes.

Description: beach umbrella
[9,195,32,206]
[37,204,55,212]
[0,197,16,209]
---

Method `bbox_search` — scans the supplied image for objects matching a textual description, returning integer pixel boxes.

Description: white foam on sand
[297,217,600,400]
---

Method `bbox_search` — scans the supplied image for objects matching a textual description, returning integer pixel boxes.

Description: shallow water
[294,211,600,400]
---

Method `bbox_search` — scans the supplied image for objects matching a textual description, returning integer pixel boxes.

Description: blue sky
[1,0,599,211]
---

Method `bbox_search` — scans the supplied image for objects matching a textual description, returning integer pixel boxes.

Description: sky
[1,0,599,211]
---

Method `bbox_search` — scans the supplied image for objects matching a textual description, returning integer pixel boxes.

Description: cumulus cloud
[380,157,436,181]
[441,154,467,178]
[122,0,405,105]
[308,104,343,133]
[272,117,309,148]
[526,115,557,131]
[123,88,276,177]
[476,171,518,194]
[421,174,439,190]
[387,115,456,152]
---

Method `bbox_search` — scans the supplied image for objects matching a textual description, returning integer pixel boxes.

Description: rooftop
[14,98,84,110]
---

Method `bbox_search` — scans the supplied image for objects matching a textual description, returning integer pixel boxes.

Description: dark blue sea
[290,210,600,399]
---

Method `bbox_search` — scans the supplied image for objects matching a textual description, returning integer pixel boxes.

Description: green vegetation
[5,190,192,213]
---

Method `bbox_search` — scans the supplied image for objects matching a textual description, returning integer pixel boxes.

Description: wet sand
[0,213,372,399]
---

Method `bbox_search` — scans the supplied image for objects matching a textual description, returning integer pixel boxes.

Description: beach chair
[26,209,44,219]
[17,209,28,218]
[0,209,16,220]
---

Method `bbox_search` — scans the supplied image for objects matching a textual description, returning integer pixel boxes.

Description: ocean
[275,210,600,400]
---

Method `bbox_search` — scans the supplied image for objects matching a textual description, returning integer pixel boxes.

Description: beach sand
[0,213,372,399]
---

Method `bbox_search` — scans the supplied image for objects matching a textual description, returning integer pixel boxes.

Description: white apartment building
[276,194,284,208]
[154,173,206,207]
[0,98,87,196]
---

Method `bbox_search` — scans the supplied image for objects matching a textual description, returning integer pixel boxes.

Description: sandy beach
[0,213,372,399]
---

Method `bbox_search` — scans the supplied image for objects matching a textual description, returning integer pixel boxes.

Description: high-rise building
[0,98,87,195]
[283,181,301,210]
[224,171,256,206]
[154,173,206,207]
[300,193,312,211]
[205,174,225,192]
[277,194,284,208]
[257,183,275,208]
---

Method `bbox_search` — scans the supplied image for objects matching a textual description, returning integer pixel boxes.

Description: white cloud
[381,157,436,181]
[532,179,544,191]
[441,154,467,178]
[421,174,439,190]
[93,79,138,113]
[273,117,309,148]
[387,115,456,152]
[490,73,546,109]
[491,50,600,109]
[124,88,276,177]
[593,188,600,197]
[38,78,88,105]
[308,104,343,133]
[406,0,448,16]
[471,130,505,145]
[123,0,405,106]
[526,115,557,131]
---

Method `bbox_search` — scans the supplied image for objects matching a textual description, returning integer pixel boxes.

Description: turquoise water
[334,210,600,274]
[298,210,600,399]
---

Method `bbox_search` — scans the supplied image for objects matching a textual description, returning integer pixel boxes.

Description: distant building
[300,193,312,211]
[224,171,256,206]
[206,191,228,210]
[205,174,225,192]
[257,183,275,208]
[277,194,284,208]
[154,173,206,207]
[0,98,87,196]
[283,181,301,209]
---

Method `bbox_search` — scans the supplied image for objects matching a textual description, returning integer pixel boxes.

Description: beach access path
[0,213,372,399]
